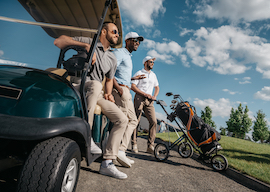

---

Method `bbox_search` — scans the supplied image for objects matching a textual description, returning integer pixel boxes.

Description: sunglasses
[129,38,140,43]
[148,61,154,63]
[109,30,119,35]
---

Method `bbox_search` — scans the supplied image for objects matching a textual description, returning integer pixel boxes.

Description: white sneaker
[117,151,132,168]
[146,145,154,154]
[126,157,134,165]
[132,144,138,153]
[99,163,127,179]
[90,138,102,154]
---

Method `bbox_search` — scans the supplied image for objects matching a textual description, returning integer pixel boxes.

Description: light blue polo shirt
[113,48,133,87]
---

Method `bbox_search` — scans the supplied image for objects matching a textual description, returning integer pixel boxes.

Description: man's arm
[54,35,90,51]
[151,86,159,100]
[104,78,115,102]
[113,77,123,96]
[131,83,152,99]
[54,35,96,64]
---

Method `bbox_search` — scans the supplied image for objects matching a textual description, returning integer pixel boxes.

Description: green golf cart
[0,0,122,191]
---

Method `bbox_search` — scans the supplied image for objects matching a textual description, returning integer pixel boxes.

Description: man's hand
[117,87,123,96]
[131,74,146,80]
[152,96,157,101]
[144,93,152,100]
[104,93,115,103]
[91,52,96,65]
[151,96,157,101]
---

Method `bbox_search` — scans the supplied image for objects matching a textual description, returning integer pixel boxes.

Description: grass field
[154,132,270,184]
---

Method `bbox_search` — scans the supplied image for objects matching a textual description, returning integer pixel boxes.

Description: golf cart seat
[46,67,71,81]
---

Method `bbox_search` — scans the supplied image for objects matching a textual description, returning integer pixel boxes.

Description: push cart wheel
[178,142,193,158]
[211,154,228,171]
[154,143,169,162]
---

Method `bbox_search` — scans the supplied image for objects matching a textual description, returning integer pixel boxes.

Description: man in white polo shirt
[131,56,160,154]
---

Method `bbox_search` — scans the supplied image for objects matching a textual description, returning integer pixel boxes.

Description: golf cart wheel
[154,143,169,162]
[17,137,81,192]
[178,142,193,158]
[211,154,228,171]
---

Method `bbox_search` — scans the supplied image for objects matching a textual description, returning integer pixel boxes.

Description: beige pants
[132,94,157,148]
[74,80,128,159]
[112,86,138,152]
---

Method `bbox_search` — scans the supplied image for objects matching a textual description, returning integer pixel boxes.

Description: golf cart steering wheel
[57,45,88,73]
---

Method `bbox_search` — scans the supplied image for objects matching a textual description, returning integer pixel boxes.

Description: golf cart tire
[17,137,81,192]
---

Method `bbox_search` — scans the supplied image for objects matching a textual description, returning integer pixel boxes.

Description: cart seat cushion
[45,68,70,81]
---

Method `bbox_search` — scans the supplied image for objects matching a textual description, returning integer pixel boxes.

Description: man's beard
[106,33,117,45]
[146,64,152,70]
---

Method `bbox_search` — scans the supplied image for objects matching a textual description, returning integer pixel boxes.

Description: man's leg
[131,94,144,152]
[84,81,103,129]
[97,96,129,179]
[97,97,128,159]
[113,87,138,151]
[112,87,138,167]
[73,80,102,154]
[143,100,157,153]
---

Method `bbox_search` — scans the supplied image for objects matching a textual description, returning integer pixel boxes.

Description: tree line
[200,104,270,143]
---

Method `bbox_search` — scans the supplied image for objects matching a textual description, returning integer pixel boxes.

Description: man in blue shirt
[112,32,144,168]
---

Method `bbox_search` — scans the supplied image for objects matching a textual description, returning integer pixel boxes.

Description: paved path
[0,136,266,191]
[76,137,256,192]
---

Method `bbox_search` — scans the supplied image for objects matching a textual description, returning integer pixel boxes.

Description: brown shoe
[146,145,154,154]
[132,144,138,153]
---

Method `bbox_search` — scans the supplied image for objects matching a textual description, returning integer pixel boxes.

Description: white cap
[125,32,144,41]
[143,56,156,64]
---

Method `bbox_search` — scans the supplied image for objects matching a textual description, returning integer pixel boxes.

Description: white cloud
[222,89,239,95]
[0,59,28,67]
[180,28,194,37]
[235,76,251,84]
[193,98,254,120]
[239,80,251,84]
[193,98,233,118]
[153,29,161,38]
[146,50,175,65]
[155,111,168,121]
[118,0,166,27]
[254,86,270,101]
[194,0,270,23]
[0,50,3,57]
[248,111,255,122]
[243,77,251,80]
[182,25,270,78]
[142,39,183,64]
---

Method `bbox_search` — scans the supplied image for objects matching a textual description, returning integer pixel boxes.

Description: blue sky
[1,0,270,132]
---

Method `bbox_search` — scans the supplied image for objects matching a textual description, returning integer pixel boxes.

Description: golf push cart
[0,0,122,191]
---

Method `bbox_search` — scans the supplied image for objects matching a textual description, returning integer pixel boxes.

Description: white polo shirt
[132,68,159,95]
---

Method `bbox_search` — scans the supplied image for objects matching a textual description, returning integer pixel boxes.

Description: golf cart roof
[18,0,123,48]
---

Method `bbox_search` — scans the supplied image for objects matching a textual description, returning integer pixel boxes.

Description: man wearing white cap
[131,56,160,154]
[112,32,144,167]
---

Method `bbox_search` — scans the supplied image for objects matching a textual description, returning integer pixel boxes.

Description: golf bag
[175,101,221,154]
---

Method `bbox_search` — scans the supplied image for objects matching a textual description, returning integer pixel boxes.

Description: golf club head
[166,92,173,97]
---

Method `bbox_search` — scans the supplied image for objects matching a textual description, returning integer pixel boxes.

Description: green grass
[154,132,270,184]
